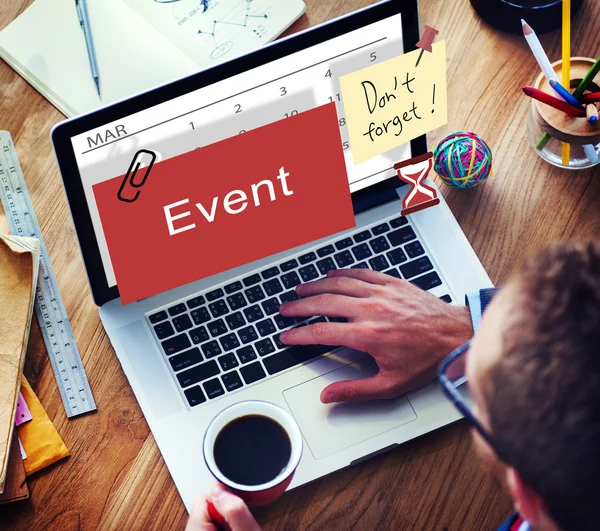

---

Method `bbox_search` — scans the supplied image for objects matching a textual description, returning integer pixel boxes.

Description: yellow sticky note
[340,41,448,165]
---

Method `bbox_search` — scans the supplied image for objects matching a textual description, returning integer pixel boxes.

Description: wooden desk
[1,0,599,528]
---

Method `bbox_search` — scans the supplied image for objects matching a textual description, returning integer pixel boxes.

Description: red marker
[522,86,586,117]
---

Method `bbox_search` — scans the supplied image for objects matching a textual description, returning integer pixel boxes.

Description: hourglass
[394,152,440,216]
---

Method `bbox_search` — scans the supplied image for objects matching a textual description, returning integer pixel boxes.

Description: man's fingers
[210,485,262,531]
[281,322,361,348]
[327,268,393,285]
[279,293,359,319]
[295,276,381,299]
[320,373,402,404]
[186,495,215,531]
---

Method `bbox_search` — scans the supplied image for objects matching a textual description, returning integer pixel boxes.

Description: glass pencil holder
[527,57,600,170]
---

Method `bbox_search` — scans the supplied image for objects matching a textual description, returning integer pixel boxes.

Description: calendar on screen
[71,13,410,288]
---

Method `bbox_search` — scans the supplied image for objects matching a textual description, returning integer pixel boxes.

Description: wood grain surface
[2,0,600,529]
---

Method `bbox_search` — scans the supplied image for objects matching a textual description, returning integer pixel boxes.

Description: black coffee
[213,414,291,486]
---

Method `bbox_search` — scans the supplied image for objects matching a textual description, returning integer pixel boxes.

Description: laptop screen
[66,9,411,293]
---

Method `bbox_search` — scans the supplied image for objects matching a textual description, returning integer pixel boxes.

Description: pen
[75,0,101,99]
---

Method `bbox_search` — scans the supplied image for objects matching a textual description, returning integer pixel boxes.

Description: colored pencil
[583,144,599,164]
[573,57,600,100]
[522,86,586,116]
[550,79,582,108]
[562,0,571,165]
[521,20,556,83]
[581,92,600,104]
[586,104,599,123]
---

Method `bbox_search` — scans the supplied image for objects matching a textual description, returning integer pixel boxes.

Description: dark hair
[486,241,600,531]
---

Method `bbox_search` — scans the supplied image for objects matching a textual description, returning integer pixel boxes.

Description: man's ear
[505,467,542,526]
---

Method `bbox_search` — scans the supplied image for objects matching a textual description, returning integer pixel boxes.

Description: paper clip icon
[117,149,157,203]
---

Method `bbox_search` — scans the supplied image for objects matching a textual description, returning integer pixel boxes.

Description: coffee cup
[203,400,303,506]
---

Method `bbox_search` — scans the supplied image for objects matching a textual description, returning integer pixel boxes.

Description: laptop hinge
[353,187,402,215]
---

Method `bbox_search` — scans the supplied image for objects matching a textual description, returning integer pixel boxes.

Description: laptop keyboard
[146,215,453,409]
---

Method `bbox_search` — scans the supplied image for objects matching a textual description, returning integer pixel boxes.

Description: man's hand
[186,484,262,531]
[279,268,472,404]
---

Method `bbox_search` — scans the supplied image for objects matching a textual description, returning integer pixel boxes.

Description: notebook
[0,0,305,117]
[0,235,40,494]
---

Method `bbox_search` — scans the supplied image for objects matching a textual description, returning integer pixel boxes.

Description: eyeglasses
[437,341,509,463]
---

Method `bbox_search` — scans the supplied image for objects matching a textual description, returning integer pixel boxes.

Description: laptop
[51,0,492,512]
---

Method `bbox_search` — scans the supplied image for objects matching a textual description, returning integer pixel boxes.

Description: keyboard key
[400,257,434,279]
[335,237,354,250]
[280,259,298,272]
[222,371,243,392]
[298,252,316,264]
[173,314,193,333]
[298,264,319,282]
[440,294,453,303]
[219,333,240,352]
[154,321,174,340]
[236,345,257,364]
[383,268,402,279]
[191,307,211,325]
[405,240,425,258]
[168,303,186,317]
[243,274,261,287]
[352,262,369,269]
[351,243,373,261]
[274,314,295,330]
[245,285,266,303]
[240,362,267,384]
[317,244,335,257]
[262,297,280,315]
[206,288,224,301]
[369,255,390,272]
[280,291,299,303]
[203,378,225,399]
[370,236,390,254]
[186,296,205,309]
[353,230,371,243]
[273,333,285,350]
[243,305,264,322]
[226,312,246,330]
[224,281,242,294]
[184,386,206,407]
[263,278,283,296]
[149,310,168,324]
[334,250,355,268]
[218,352,239,371]
[308,316,327,325]
[209,300,228,318]
[189,326,210,344]
[317,257,337,275]
[201,340,222,358]
[411,272,442,291]
[262,266,280,279]
[387,248,408,265]
[388,226,417,247]
[281,271,301,289]
[256,318,277,337]
[372,222,390,235]
[162,334,191,356]
[227,292,247,310]
[255,338,276,357]
[169,347,203,372]
[238,325,259,344]
[390,216,408,228]
[263,344,333,375]
[177,359,220,387]
[208,319,228,338]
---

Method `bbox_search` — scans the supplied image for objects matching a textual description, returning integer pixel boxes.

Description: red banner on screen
[93,103,355,304]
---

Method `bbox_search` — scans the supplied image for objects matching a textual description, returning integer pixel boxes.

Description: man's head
[467,241,600,531]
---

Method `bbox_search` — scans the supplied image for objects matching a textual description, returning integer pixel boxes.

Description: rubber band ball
[433,132,493,189]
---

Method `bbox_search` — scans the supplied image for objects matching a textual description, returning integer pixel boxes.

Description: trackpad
[283,356,417,460]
